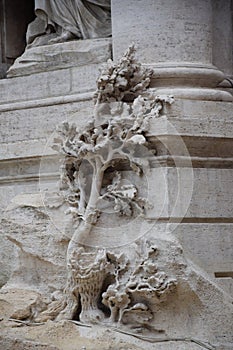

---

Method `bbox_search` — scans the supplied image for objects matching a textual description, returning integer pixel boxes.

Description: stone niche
[0,0,35,77]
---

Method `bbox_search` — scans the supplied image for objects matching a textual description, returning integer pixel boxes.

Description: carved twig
[8,318,45,327]
[111,328,216,350]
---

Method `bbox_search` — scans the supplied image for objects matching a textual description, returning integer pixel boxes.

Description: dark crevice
[72,294,82,321]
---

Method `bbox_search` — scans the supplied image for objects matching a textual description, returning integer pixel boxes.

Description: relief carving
[34,46,174,326]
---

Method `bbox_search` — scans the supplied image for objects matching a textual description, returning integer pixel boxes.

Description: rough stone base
[0,318,228,350]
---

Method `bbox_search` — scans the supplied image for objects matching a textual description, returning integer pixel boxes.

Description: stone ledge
[0,92,92,112]
[0,66,97,105]
[7,38,112,78]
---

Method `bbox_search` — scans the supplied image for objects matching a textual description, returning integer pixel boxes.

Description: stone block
[175,223,233,274]
[150,99,233,138]
[146,168,233,219]
[0,99,93,160]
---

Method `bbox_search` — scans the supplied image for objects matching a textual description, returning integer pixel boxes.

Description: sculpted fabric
[28,0,111,44]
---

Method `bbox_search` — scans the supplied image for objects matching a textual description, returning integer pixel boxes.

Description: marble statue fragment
[27,0,111,46]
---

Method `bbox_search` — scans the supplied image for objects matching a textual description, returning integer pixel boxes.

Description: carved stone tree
[36,46,174,324]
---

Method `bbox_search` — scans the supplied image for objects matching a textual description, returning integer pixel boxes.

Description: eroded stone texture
[0,337,59,350]
[0,319,211,350]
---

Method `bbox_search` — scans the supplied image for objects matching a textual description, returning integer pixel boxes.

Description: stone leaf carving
[52,46,174,233]
[94,45,153,103]
[102,241,177,328]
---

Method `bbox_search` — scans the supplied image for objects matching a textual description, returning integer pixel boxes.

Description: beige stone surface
[142,167,233,220]
[0,288,43,320]
[150,99,233,137]
[1,201,68,293]
[0,100,93,160]
[0,336,59,350]
[1,68,92,105]
[176,224,233,273]
[0,232,233,349]
[212,0,233,76]
[0,319,207,350]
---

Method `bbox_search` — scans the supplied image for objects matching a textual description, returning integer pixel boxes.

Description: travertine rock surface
[0,318,209,350]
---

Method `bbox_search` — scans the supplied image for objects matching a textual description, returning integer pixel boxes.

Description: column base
[151,87,232,102]
[148,62,233,102]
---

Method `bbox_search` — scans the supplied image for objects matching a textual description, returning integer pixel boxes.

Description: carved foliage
[47,46,175,325]
[94,45,153,104]
[102,241,177,327]
[52,46,173,228]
